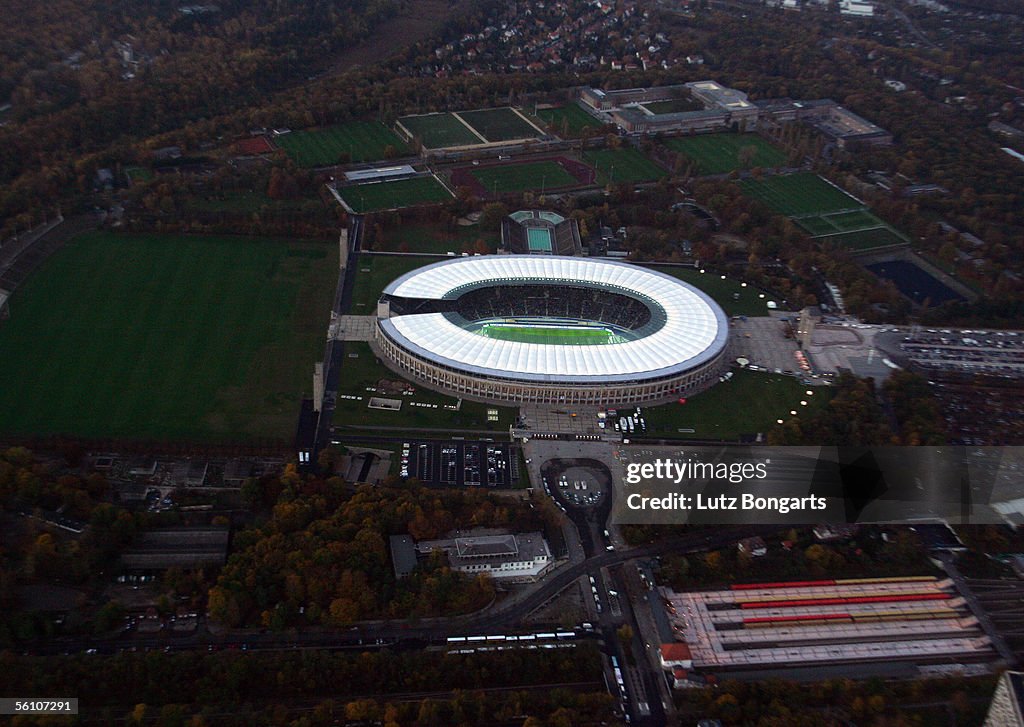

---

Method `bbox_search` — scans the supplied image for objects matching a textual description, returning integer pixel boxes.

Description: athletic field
[738,172,862,216]
[470,160,579,193]
[338,175,453,213]
[664,133,787,175]
[479,323,618,345]
[275,122,409,166]
[584,147,666,184]
[641,97,704,114]
[536,104,604,136]
[397,113,482,149]
[0,232,337,441]
[457,108,542,142]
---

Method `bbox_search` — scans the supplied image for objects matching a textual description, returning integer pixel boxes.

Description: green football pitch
[584,147,666,184]
[275,122,409,166]
[397,113,482,149]
[535,104,604,136]
[338,175,453,213]
[457,108,541,142]
[0,232,337,441]
[479,324,617,345]
[471,160,578,193]
[738,172,863,216]
[663,133,787,175]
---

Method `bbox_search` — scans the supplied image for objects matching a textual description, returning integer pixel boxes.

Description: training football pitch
[457,108,542,142]
[0,232,337,441]
[584,147,666,184]
[470,160,579,193]
[535,104,604,136]
[337,175,453,213]
[663,133,787,175]
[397,113,482,149]
[275,122,409,166]
[738,172,862,216]
[479,323,618,345]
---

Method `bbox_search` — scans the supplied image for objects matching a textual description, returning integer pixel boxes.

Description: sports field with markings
[276,122,409,166]
[664,133,787,175]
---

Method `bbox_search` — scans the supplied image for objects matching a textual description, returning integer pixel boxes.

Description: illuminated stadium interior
[374,256,729,405]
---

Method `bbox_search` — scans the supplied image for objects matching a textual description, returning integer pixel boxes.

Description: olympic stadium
[372,256,729,405]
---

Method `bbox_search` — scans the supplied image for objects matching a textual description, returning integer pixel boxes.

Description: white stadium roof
[379,256,729,384]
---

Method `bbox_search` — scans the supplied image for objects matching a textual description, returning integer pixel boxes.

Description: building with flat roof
[660,576,996,680]
[414,529,552,581]
[389,534,418,579]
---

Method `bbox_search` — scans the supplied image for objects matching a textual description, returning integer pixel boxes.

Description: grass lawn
[663,133,787,175]
[125,166,154,184]
[0,232,337,442]
[584,147,666,184]
[643,265,772,317]
[470,160,578,193]
[275,122,409,167]
[397,113,482,149]
[535,104,604,137]
[332,342,516,431]
[457,108,541,142]
[346,254,440,312]
[818,227,910,252]
[738,172,862,217]
[372,222,500,255]
[640,370,829,440]
[337,176,453,213]
[641,97,704,114]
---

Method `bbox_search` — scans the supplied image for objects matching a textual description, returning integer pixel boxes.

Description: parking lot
[399,440,518,487]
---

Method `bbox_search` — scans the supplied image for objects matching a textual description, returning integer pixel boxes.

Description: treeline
[212,475,561,627]
[0,646,612,725]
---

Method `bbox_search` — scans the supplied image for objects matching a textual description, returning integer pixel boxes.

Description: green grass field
[338,175,453,213]
[479,324,615,345]
[457,108,541,142]
[584,147,666,184]
[793,209,908,252]
[346,254,440,312]
[643,265,772,317]
[331,342,516,431]
[640,370,829,440]
[738,172,862,217]
[641,97,704,114]
[470,160,578,193]
[663,133,787,175]
[535,104,604,137]
[397,113,482,149]
[0,232,337,441]
[817,227,910,252]
[275,122,409,167]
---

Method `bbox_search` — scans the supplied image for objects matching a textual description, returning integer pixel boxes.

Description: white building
[416,530,552,581]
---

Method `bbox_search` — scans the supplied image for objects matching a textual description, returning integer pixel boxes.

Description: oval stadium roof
[379,256,729,384]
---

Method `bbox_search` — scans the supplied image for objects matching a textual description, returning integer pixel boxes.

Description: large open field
[331,342,516,431]
[457,108,542,142]
[337,175,453,213]
[663,133,787,175]
[643,265,771,317]
[640,370,829,440]
[397,113,482,149]
[795,209,908,251]
[584,147,666,184]
[738,172,862,216]
[0,232,337,442]
[346,253,440,313]
[275,122,409,167]
[470,160,579,193]
[535,104,604,136]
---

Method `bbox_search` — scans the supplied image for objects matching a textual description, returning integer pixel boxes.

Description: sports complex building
[373,256,729,405]
[660,576,996,679]
[501,210,582,256]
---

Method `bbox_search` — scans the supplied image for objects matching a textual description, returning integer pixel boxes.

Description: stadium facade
[373,256,729,405]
